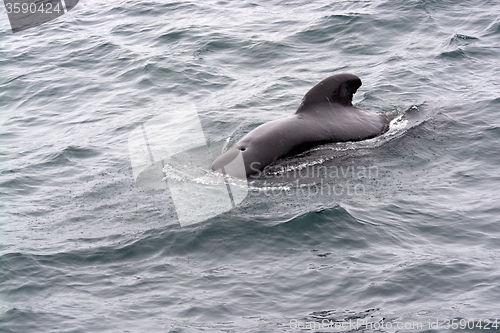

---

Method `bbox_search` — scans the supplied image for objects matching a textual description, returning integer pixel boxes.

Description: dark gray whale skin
[211,74,393,178]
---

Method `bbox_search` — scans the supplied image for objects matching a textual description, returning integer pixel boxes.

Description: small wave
[438,49,468,59]
[163,162,252,189]
[449,34,479,47]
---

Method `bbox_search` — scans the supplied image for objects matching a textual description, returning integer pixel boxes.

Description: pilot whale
[211,73,393,178]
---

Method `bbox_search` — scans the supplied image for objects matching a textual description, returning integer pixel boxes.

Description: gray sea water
[1,1,500,332]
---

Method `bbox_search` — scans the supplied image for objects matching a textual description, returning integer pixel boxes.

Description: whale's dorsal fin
[296,73,362,113]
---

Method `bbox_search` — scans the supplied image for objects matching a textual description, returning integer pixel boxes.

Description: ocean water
[1,0,500,332]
